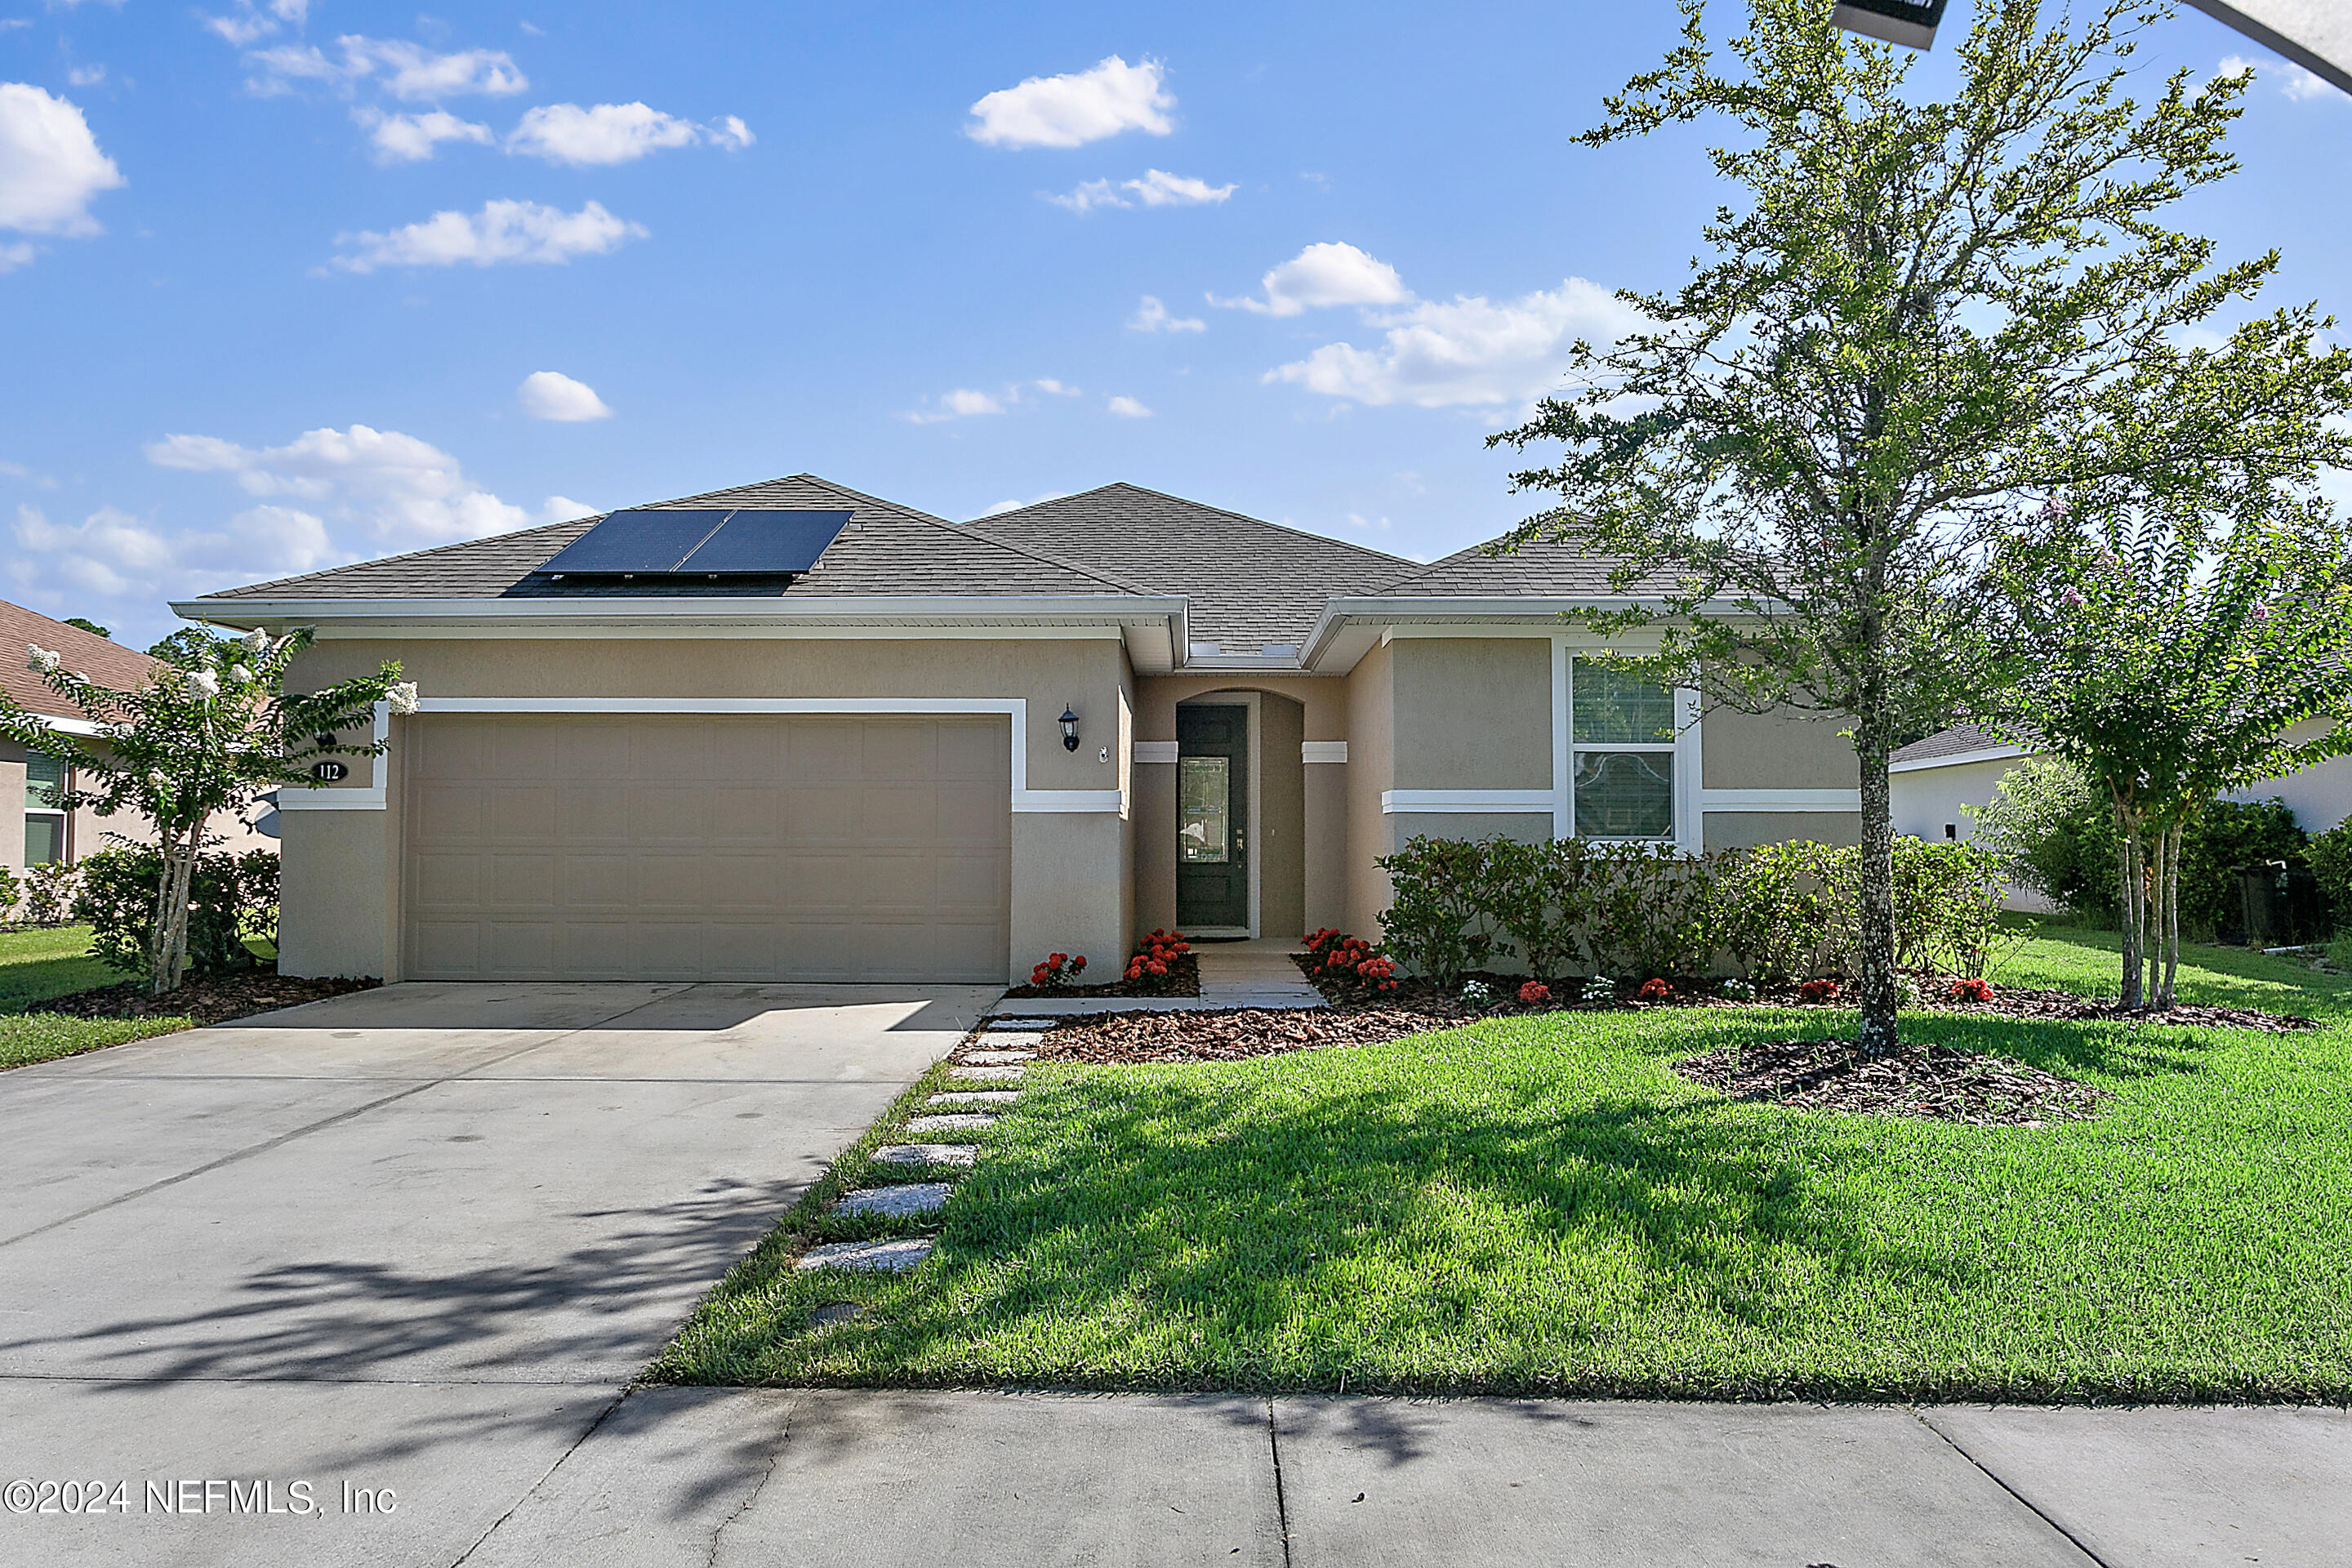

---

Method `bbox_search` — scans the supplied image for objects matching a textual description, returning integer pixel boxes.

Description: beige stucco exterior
[248,618,1873,983]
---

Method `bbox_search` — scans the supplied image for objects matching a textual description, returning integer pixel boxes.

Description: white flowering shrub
[1579,976,1618,1005]
[0,626,413,993]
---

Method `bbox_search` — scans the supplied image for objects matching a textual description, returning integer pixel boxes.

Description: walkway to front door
[1176,704,1249,932]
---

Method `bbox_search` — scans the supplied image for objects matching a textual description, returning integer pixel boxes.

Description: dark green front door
[1176,705,1248,929]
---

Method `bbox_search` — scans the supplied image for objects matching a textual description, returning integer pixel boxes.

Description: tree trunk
[1853,698,1900,1056]
[2117,800,2144,1009]
[150,826,195,997]
[2158,819,2183,1008]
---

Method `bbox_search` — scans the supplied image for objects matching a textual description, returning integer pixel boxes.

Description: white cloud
[2214,55,2255,83]
[66,65,106,87]
[1031,377,1081,397]
[1266,276,1645,408]
[0,241,35,271]
[1129,295,1205,333]
[518,370,612,422]
[2281,63,2339,101]
[965,55,1173,149]
[142,422,583,555]
[355,107,492,163]
[245,35,528,100]
[980,490,1068,516]
[507,101,752,165]
[331,198,644,272]
[1212,241,1411,317]
[203,0,309,47]
[0,83,125,245]
[1048,167,1234,212]
[1106,395,1152,418]
[902,388,1007,424]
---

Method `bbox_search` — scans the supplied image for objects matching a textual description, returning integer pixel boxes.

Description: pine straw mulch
[1673,1037,2107,1126]
[38,969,381,1025]
[1011,1005,1455,1064]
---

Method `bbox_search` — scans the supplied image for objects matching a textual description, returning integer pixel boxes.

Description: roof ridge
[974,481,1417,570]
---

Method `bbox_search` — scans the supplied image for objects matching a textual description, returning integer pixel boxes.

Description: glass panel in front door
[1178,756,1231,862]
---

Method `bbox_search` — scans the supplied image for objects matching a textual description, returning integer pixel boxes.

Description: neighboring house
[1891,718,2352,910]
[173,475,1862,985]
[1,603,164,874]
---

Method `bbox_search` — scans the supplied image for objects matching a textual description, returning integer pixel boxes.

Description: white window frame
[22,752,69,865]
[1557,644,1694,849]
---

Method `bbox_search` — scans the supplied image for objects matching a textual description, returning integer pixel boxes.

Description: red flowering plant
[1029,952,1087,990]
[1637,978,1673,1002]
[1948,977,1995,1003]
[1121,929,1196,996]
[1798,978,1842,1004]
[1517,980,1552,1006]
[1303,930,1398,996]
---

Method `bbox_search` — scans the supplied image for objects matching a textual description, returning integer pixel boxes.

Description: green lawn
[0,924,191,1070]
[651,924,2352,1401]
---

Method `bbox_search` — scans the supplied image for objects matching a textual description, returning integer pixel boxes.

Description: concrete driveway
[0,980,992,1567]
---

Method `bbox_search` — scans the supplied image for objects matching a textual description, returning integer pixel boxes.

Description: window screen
[1570,659,1676,839]
[1570,661,1675,743]
[24,753,65,811]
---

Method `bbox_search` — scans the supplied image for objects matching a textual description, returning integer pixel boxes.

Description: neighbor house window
[1570,659,1677,840]
[23,753,66,866]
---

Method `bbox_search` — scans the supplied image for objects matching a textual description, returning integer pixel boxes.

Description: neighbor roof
[968,483,1410,653]
[194,475,1147,604]
[1891,722,2030,766]
[1375,532,1693,599]
[0,600,158,723]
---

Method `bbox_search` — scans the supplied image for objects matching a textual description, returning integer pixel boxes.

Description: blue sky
[2,0,2345,648]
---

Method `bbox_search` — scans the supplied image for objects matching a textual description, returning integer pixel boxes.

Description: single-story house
[2,603,168,873]
[174,475,1862,985]
[1891,719,2352,910]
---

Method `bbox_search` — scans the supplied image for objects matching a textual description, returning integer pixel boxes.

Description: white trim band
[1699,788,1864,812]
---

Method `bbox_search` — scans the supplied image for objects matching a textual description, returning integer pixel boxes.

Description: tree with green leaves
[1998,494,2352,1005]
[1491,0,2352,1053]
[0,626,415,994]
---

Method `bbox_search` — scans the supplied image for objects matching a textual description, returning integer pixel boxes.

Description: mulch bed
[1291,958,2317,1031]
[1018,1005,1455,1064]
[38,969,381,1025]
[1001,953,1200,1000]
[1673,1037,2107,1126]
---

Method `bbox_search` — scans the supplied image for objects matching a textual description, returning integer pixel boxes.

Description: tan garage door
[403,713,1010,982]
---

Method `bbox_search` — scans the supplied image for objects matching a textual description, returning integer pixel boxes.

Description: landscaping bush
[0,864,17,924]
[1303,928,1397,995]
[1121,929,1192,995]
[1374,834,2002,983]
[72,846,278,978]
[1029,952,1087,990]
[21,862,78,926]
[2312,822,2352,936]
[2180,799,2306,939]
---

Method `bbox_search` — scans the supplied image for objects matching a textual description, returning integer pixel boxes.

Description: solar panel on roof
[536,510,733,575]
[675,510,853,575]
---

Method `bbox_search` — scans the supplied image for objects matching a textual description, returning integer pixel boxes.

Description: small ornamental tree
[0,626,416,994]
[1489,0,2352,1054]
[1998,495,2352,1005]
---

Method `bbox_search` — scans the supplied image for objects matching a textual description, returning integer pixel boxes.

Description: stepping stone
[961,1049,1036,1065]
[929,1090,1018,1107]
[950,1065,1025,1083]
[872,1143,979,1167]
[795,1237,933,1273]
[906,1114,995,1134]
[832,1183,951,1218]
[975,1031,1045,1049]
[808,1302,866,1326]
[987,1018,1054,1031]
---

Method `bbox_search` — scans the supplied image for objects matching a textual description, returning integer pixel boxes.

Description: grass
[650,924,2352,1401]
[0,924,191,1070]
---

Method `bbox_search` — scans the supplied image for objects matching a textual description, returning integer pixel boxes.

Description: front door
[1175,705,1249,930]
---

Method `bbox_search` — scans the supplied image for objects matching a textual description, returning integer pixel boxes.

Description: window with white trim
[23,752,66,865]
[1569,659,1677,839]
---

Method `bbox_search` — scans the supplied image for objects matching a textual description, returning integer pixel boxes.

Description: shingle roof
[968,483,1410,653]
[1374,532,1692,598]
[0,601,158,721]
[1891,722,2030,765]
[195,474,1147,603]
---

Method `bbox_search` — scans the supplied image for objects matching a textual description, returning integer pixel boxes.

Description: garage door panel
[405,714,1009,982]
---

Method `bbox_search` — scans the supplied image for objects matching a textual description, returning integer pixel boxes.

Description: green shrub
[1374,835,2001,983]
[21,862,78,925]
[0,864,18,924]
[72,846,278,978]
[1376,836,1507,991]
[2180,799,2306,938]
[2314,822,2352,935]
[1969,756,2114,918]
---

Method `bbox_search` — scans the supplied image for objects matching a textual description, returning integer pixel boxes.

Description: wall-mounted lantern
[1058,707,1081,752]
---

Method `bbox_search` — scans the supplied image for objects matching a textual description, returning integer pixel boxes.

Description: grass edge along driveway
[650,927,2352,1403]
[0,924,190,1070]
